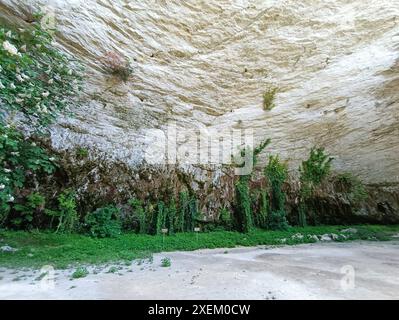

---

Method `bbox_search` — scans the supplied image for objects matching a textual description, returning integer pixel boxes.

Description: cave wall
[1,0,399,221]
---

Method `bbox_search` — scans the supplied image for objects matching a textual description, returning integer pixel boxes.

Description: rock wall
[1,0,399,221]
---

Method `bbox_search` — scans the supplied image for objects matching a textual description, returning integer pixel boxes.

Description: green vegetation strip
[1,225,398,269]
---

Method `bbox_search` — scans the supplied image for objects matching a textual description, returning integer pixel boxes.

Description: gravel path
[1,240,399,299]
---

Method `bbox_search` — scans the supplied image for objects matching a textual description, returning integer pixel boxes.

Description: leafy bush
[0,13,82,230]
[263,87,278,111]
[257,189,269,229]
[0,125,56,225]
[13,192,45,228]
[128,198,146,234]
[52,190,78,233]
[234,179,253,232]
[84,205,121,238]
[298,147,333,226]
[264,155,289,230]
[71,267,89,279]
[177,192,198,233]
[0,15,83,128]
[155,201,167,235]
[219,207,233,230]
[233,139,270,232]
[161,257,171,267]
[167,197,177,234]
[101,51,133,82]
[266,209,289,231]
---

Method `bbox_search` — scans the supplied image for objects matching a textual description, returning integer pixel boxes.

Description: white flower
[48,79,54,84]
[0,81,5,89]
[5,30,12,37]
[10,152,19,156]
[16,74,24,82]
[2,40,19,56]
[20,45,27,52]
[22,73,30,80]
[15,98,24,104]
[36,44,42,49]
[4,168,11,173]
[31,142,36,146]
[49,157,55,161]
[0,184,5,190]
[67,69,73,75]
[8,195,14,202]
[4,177,9,182]
[16,67,21,73]
[42,91,50,98]
[10,82,16,89]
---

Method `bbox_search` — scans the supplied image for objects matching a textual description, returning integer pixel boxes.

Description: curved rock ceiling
[1,0,399,183]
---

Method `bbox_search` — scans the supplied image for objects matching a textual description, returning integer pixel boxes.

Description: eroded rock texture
[1,0,399,221]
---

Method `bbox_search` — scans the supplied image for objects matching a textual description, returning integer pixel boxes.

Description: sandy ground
[1,240,399,300]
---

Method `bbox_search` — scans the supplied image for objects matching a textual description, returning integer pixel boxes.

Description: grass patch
[71,267,89,279]
[161,257,171,268]
[0,225,398,269]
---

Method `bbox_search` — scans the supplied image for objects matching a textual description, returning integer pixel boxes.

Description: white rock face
[1,0,398,183]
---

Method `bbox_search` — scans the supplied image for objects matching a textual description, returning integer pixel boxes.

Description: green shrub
[219,207,233,230]
[54,190,78,233]
[0,13,82,229]
[13,192,45,228]
[0,125,56,226]
[75,147,89,159]
[234,179,253,232]
[155,201,167,235]
[84,205,121,238]
[177,192,198,232]
[233,139,270,232]
[263,87,278,111]
[128,198,146,234]
[161,257,171,267]
[176,192,188,233]
[167,197,177,234]
[298,147,333,226]
[257,189,269,228]
[264,155,289,230]
[266,209,289,231]
[0,15,83,128]
[71,267,89,279]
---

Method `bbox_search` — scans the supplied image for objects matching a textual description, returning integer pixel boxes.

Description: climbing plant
[298,147,333,226]
[232,138,270,232]
[264,155,289,230]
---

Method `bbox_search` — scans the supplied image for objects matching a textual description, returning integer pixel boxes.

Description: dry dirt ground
[1,241,399,300]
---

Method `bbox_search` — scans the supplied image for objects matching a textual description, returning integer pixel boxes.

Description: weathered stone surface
[1,0,398,221]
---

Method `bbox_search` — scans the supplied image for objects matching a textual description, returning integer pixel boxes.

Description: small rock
[0,245,17,252]
[391,233,399,238]
[291,233,303,240]
[341,228,357,234]
[308,235,319,242]
[331,233,339,240]
[319,234,332,241]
